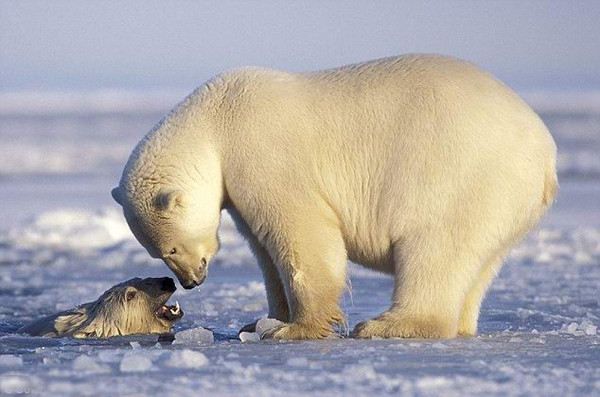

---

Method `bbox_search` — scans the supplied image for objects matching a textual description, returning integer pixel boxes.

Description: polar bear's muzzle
[182,275,206,290]
[166,259,208,289]
[180,270,207,290]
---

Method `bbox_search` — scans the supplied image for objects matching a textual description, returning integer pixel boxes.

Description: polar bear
[111,54,557,339]
[18,277,183,338]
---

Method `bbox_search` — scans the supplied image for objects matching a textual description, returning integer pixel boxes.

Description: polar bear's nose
[180,268,207,290]
[181,279,200,290]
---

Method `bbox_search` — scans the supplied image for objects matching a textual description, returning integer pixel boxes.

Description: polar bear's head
[112,94,225,289]
[112,184,221,289]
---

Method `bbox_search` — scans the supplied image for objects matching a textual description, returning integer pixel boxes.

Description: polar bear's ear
[111,187,124,206]
[155,190,185,211]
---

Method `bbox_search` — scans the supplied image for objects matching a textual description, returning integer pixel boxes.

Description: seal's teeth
[170,300,181,315]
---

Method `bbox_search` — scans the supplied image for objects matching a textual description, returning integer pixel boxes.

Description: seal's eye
[170,248,177,255]
[126,290,136,301]
[201,257,207,266]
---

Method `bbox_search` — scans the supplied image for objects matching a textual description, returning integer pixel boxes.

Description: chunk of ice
[580,320,597,335]
[119,353,153,372]
[560,321,596,336]
[237,318,285,341]
[585,325,598,335]
[165,349,209,368]
[237,318,284,342]
[72,355,110,374]
[255,318,284,336]
[239,332,260,343]
[97,350,124,363]
[0,355,23,367]
[287,357,309,367]
[129,341,141,349]
[0,375,30,394]
[173,326,214,345]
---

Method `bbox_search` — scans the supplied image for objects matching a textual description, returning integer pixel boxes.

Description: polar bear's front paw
[352,315,456,339]
[260,322,332,340]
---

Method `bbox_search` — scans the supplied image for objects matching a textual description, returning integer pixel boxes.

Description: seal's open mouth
[155,301,183,322]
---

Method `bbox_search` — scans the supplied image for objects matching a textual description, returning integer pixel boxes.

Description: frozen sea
[0,91,599,396]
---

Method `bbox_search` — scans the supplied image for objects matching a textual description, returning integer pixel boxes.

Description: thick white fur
[18,278,180,338]
[113,54,558,339]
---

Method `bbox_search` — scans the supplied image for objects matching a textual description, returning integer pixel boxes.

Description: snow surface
[0,92,598,396]
[165,349,209,369]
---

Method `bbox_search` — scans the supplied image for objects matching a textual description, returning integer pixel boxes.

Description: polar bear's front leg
[261,222,347,340]
[229,208,289,333]
[239,234,290,334]
[253,240,290,321]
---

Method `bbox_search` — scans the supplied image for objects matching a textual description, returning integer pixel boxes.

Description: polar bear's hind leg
[353,234,481,339]
[457,255,504,336]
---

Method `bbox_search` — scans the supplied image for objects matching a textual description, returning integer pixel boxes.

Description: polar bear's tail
[542,160,558,207]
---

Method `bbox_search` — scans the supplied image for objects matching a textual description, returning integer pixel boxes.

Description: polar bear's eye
[170,248,177,255]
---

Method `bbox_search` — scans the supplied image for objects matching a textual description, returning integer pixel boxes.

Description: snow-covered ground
[0,92,598,396]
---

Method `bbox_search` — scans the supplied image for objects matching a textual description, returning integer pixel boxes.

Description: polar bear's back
[215,55,556,269]
[289,55,555,229]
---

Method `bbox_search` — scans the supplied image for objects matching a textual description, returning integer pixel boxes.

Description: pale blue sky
[1,1,599,92]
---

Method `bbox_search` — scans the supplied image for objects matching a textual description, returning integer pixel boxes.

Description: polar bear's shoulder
[203,66,298,95]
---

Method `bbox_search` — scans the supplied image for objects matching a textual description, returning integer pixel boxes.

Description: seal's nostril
[161,278,176,291]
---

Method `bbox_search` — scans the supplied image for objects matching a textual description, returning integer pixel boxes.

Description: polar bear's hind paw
[352,316,456,339]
